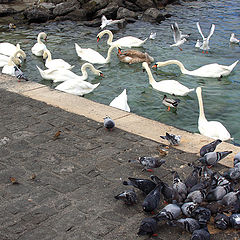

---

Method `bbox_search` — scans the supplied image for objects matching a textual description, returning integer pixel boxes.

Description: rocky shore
[0,0,186,27]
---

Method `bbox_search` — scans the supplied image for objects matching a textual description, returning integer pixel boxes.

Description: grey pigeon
[223,167,240,181]
[192,207,211,226]
[234,152,240,165]
[114,189,137,205]
[14,66,28,81]
[200,139,222,157]
[229,213,240,229]
[142,184,162,213]
[175,218,201,233]
[181,202,198,217]
[185,164,202,191]
[156,203,182,221]
[172,171,188,202]
[137,217,158,236]
[103,116,115,130]
[198,151,232,167]
[136,156,166,171]
[211,172,230,188]
[123,177,156,195]
[191,226,211,240]
[219,190,240,206]
[214,213,230,230]
[160,132,181,146]
[206,184,231,201]
[185,189,207,204]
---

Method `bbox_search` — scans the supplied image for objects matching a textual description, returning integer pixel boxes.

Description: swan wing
[31,43,47,56]
[110,89,130,112]
[114,36,146,47]
[196,22,205,40]
[0,43,17,56]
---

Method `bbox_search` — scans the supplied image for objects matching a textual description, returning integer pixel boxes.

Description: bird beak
[152,64,157,69]
[118,48,122,54]
[97,37,100,42]
[100,72,104,77]
[45,37,47,42]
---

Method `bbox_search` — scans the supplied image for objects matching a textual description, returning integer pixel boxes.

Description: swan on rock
[196,87,231,141]
[31,32,47,56]
[97,30,149,48]
[142,62,194,96]
[37,63,103,83]
[75,43,119,64]
[109,89,130,112]
[153,60,239,78]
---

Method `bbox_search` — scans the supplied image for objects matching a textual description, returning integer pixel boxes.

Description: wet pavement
[0,88,239,240]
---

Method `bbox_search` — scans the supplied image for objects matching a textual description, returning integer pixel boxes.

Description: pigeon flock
[114,138,240,239]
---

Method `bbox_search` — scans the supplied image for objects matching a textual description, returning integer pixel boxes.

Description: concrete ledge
[1,74,239,168]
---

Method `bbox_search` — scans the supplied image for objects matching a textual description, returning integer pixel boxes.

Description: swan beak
[97,37,100,42]
[44,37,47,42]
[100,72,104,77]
[152,64,157,69]
[118,48,122,54]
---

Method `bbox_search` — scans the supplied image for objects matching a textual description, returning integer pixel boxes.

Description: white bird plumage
[153,59,239,78]
[196,87,231,141]
[230,33,240,44]
[31,32,47,56]
[100,15,124,29]
[109,89,130,112]
[196,22,215,53]
[0,43,26,59]
[195,39,202,48]
[170,22,188,51]
[143,62,194,96]
[97,30,149,48]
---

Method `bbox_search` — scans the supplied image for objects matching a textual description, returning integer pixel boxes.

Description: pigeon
[229,213,240,229]
[219,190,240,206]
[196,22,215,53]
[223,167,240,181]
[14,66,28,81]
[172,171,188,202]
[103,116,115,130]
[230,33,240,44]
[199,139,222,157]
[156,203,182,221]
[137,217,158,236]
[214,213,230,230]
[191,226,211,240]
[185,164,202,191]
[114,189,137,205]
[192,207,211,226]
[162,95,181,111]
[134,156,166,171]
[185,189,207,204]
[100,15,124,29]
[174,218,201,233]
[149,32,156,40]
[198,151,232,167]
[234,152,240,165]
[122,177,156,195]
[142,184,162,213]
[151,175,174,203]
[170,22,188,51]
[160,132,181,146]
[206,184,231,201]
[181,202,198,217]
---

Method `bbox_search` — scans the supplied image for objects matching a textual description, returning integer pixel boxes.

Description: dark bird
[133,156,166,171]
[199,139,222,157]
[103,116,115,130]
[162,95,181,111]
[192,207,211,226]
[181,202,198,217]
[234,152,240,165]
[137,217,158,236]
[206,184,231,201]
[122,177,156,195]
[198,151,232,167]
[114,189,137,205]
[142,184,162,213]
[229,213,240,229]
[172,171,188,203]
[14,66,28,82]
[156,203,182,221]
[160,132,181,146]
[214,213,230,230]
[185,164,202,191]
[53,130,62,140]
[175,218,201,233]
[191,226,211,240]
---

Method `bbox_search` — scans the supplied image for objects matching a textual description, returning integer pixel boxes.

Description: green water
[1,0,240,142]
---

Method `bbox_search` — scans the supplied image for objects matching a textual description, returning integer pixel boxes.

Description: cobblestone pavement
[0,88,239,240]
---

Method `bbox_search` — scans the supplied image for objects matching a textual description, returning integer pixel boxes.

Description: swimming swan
[97,30,149,48]
[43,49,74,70]
[31,32,47,56]
[0,43,26,59]
[75,43,119,64]
[196,87,231,141]
[37,63,103,83]
[142,62,194,96]
[109,89,130,112]
[153,60,239,78]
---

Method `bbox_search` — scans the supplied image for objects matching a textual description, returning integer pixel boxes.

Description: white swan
[153,59,239,78]
[2,50,25,76]
[0,43,26,59]
[43,49,74,70]
[37,63,103,83]
[0,48,24,68]
[97,30,149,48]
[196,22,215,53]
[55,78,100,96]
[31,32,47,56]
[196,87,231,141]
[109,89,130,112]
[75,43,119,64]
[142,62,194,96]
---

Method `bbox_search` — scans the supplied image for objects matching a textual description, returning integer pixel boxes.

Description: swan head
[39,32,47,41]
[196,86,202,95]
[142,62,149,70]
[97,30,112,41]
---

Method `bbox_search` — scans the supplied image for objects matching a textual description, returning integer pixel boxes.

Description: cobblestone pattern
[0,89,238,240]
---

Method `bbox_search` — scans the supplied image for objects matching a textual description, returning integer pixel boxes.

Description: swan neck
[81,64,91,78]
[105,45,116,63]
[45,50,51,62]
[37,33,44,44]
[163,60,188,73]
[196,88,207,122]
[144,64,156,85]
[105,30,113,44]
